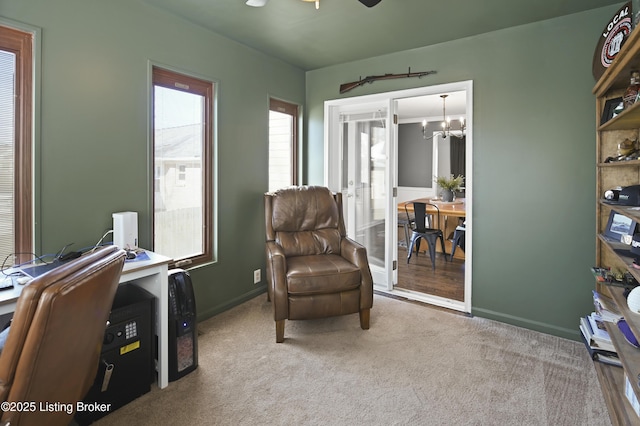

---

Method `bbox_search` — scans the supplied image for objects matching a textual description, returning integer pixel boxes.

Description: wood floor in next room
[395,247,464,301]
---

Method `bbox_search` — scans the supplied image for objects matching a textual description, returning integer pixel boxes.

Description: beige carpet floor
[94,294,611,425]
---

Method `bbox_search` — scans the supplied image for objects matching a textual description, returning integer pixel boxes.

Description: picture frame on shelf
[603,210,637,243]
[601,97,624,125]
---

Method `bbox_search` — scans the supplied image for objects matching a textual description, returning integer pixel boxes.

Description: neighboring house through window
[0,25,33,266]
[152,66,214,267]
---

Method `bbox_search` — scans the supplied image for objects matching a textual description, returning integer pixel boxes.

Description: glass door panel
[338,105,394,286]
[341,116,386,269]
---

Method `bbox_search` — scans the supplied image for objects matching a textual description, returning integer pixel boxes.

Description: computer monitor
[604,210,638,243]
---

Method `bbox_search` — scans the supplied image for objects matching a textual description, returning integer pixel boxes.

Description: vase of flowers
[435,174,464,202]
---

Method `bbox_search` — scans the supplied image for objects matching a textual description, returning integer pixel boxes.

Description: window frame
[0,24,33,266]
[269,98,299,190]
[151,66,214,268]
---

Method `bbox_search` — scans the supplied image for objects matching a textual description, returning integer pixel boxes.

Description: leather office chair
[406,202,448,268]
[264,186,374,343]
[0,246,126,426]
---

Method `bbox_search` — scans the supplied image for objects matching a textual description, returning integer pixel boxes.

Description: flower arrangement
[435,174,464,192]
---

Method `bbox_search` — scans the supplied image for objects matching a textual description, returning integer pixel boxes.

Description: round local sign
[593,2,633,81]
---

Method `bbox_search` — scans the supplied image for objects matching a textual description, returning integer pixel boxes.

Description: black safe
[76,284,155,425]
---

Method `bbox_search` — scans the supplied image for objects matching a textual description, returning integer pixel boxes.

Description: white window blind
[0,50,15,263]
[268,109,293,192]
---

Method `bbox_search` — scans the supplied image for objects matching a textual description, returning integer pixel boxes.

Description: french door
[324,81,473,313]
[325,99,397,290]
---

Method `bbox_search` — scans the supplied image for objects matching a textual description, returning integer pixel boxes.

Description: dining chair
[405,202,448,268]
[398,208,414,249]
[450,221,466,259]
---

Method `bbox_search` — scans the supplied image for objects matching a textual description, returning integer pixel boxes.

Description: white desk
[0,250,172,389]
[119,251,172,389]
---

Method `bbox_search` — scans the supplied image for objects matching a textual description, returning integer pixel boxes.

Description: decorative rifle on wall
[339,68,437,94]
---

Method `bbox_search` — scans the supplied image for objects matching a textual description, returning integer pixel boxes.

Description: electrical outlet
[253,269,261,284]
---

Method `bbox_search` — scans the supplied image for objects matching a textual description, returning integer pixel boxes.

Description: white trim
[325,80,473,314]
[0,18,42,256]
[146,60,220,264]
[378,287,466,313]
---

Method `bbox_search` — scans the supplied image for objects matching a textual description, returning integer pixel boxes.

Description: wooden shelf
[594,21,640,425]
[599,160,640,167]
[601,103,640,131]
[598,235,640,284]
[604,286,640,425]
[599,200,640,224]
[594,362,640,426]
[608,288,640,345]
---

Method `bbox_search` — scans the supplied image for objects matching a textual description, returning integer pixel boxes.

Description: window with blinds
[0,25,32,266]
[0,51,15,263]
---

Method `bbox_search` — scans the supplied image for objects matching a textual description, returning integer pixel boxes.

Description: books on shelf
[593,290,623,323]
[588,312,613,345]
[580,312,618,360]
[594,351,622,367]
[579,328,621,367]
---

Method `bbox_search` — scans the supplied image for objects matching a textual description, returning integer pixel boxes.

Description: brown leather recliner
[264,186,373,343]
[0,246,126,426]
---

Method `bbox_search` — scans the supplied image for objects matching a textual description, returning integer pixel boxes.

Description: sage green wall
[1,0,620,339]
[305,7,618,339]
[1,0,305,319]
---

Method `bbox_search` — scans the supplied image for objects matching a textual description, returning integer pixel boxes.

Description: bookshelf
[594,26,640,426]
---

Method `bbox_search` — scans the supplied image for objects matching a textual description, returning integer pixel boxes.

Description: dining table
[398,197,466,259]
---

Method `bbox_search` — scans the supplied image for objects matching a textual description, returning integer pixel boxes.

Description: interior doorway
[324,81,472,313]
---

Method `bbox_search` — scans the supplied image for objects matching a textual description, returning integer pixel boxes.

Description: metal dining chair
[405,202,448,268]
[398,208,414,249]
[450,222,466,259]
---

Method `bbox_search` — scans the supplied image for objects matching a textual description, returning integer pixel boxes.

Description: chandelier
[422,94,465,139]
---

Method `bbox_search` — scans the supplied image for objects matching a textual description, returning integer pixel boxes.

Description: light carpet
[94,294,611,425]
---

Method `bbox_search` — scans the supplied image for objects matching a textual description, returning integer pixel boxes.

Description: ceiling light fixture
[302,0,320,9]
[246,0,268,6]
[247,0,380,8]
[422,94,465,139]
